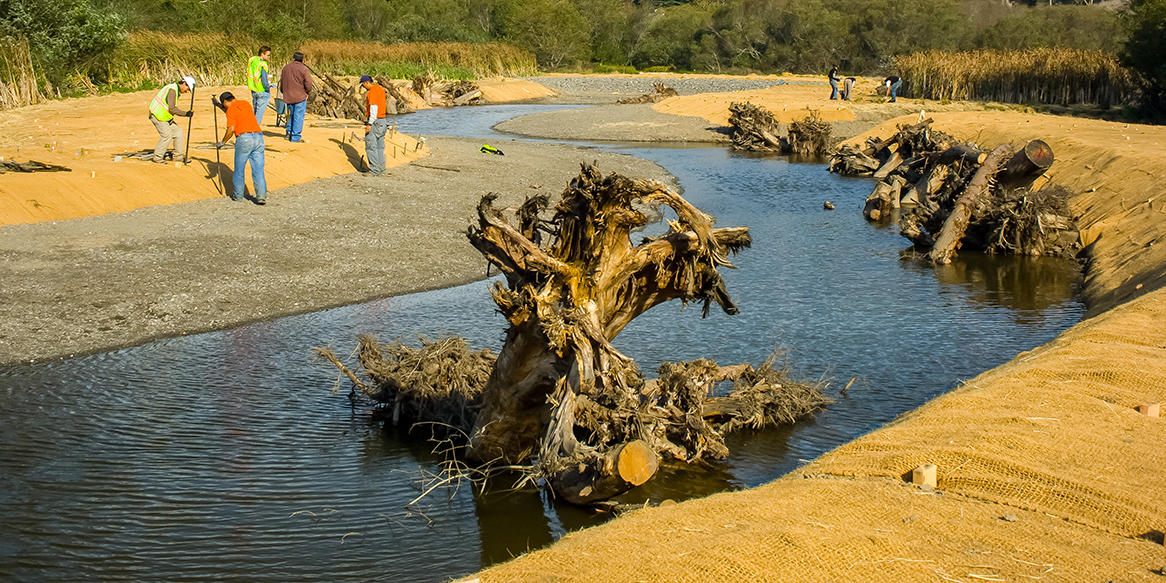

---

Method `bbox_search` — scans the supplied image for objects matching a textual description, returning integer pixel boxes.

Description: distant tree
[977,5,1124,52]
[631,2,715,69]
[502,0,591,68]
[1121,0,1166,109]
[0,0,125,85]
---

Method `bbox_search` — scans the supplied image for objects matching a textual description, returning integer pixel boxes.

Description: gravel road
[0,137,672,365]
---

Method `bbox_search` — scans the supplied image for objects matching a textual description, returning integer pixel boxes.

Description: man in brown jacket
[279,52,313,142]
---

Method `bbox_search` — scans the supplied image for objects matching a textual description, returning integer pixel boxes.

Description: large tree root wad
[731,103,834,156]
[831,119,1074,263]
[729,102,784,151]
[306,71,414,121]
[319,164,830,504]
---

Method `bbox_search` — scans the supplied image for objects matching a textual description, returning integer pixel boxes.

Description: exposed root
[616,82,679,104]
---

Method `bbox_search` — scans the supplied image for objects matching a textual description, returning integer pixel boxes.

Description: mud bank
[0,137,671,366]
[472,114,1166,581]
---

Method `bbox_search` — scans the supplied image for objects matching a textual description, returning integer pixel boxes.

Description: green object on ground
[480,144,504,156]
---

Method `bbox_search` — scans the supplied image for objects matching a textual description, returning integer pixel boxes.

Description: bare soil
[0,137,671,365]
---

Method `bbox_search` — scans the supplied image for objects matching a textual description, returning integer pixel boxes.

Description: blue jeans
[829,77,839,100]
[285,100,306,142]
[365,118,388,175]
[232,132,267,201]
[252,91,271,126]
[889,79,903,102]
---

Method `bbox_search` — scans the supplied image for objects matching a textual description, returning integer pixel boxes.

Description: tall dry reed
[0,38,45,110]
[103,32,537,90]
[894,48,1136,107]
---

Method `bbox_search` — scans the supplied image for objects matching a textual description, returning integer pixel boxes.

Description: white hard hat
[182,75,196,89]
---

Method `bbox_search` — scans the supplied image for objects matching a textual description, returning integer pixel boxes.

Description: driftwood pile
[320,165,831,505]
[729,102,832,156]
[616,82,679,104]
[830,119,1078,263]
[305,72,414,121]
[411,74,483,107]
[729,102,783,151]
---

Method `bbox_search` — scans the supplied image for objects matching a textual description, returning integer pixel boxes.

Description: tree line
[1,0,1163,108]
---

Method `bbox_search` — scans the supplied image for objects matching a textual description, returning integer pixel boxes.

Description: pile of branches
[830,119,1077,263]
[729,101,783,151]
[411,74,483,107]
[730,102,833,156]
[316,335,494,433]
[616,82,679,104]
[786,110,833,157]
[306,71,413,121]
[319,165,831,505]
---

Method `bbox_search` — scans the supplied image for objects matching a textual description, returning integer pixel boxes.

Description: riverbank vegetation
[1,0,1163,115]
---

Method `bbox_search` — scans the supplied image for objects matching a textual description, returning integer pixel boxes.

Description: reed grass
[0,38,45,110]
[101,32,537,91]
[895,48,1136,107]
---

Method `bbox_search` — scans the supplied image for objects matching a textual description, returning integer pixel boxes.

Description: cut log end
[616,440,659,486]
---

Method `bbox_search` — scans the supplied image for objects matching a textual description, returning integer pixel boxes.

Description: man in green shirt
[147,76,195,163]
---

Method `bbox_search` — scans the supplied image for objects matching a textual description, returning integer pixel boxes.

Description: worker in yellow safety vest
[148,76,195,164]
[246,46,275,126]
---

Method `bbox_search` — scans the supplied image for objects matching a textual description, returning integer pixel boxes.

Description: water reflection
[927,253,1083,313]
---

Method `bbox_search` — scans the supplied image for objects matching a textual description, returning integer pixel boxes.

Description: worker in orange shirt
[360,74,388,176]
[214,91,268,205]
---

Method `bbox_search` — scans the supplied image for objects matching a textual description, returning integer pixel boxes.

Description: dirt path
[0,137,671,365]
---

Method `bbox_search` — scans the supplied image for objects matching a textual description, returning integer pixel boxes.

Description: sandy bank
[0,78,555,227]
[496,76,995,143]
[473,114,1166,580]
[0,137,671,366]
[0,85,424,226]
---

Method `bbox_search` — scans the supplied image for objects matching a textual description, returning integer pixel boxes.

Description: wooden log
[936,144,987,166]
[873,150,904,180]
[928,145,1011,265]
[548,440,660,505]
[453,89,482,106]
[863,177,905,221]
[996,139,1054,190]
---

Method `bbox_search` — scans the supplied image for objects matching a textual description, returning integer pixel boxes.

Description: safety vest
[149,83,178,122]
[246,56,269,93]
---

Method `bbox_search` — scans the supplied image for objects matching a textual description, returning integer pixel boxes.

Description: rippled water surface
[0,105,1085,582]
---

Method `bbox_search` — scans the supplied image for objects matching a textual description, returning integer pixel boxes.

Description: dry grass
[0,38,45,110]
[895,48,1136,107]
[100,32,537,92]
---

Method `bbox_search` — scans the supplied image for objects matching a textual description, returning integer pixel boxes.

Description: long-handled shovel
[210,96,223,196]
[183,81,196,163]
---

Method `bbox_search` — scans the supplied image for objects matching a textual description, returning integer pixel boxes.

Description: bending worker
[215,91,268,205]
[148,76,195,164]
[361,74,388,176]
[246,45,275,126]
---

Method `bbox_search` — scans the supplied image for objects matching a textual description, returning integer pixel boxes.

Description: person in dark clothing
[884,75,903,103]
[828,65,841,100]
[279,52,313,142]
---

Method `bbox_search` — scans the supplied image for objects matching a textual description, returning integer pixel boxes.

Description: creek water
[0,105,1085,582]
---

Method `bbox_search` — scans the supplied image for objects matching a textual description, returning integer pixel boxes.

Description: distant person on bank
[884,75,903,103]
[361,75,388,176]
[279,52,313,143]
[842,77,856,101]
[147,76,195,163]
[828,65,841,100]
[215,91,268,205]
[247,45,276,126]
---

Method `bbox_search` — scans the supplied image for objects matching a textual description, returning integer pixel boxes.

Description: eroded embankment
[471,113,1166,581]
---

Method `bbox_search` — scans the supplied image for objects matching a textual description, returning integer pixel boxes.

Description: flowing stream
[0,105,1085,582]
